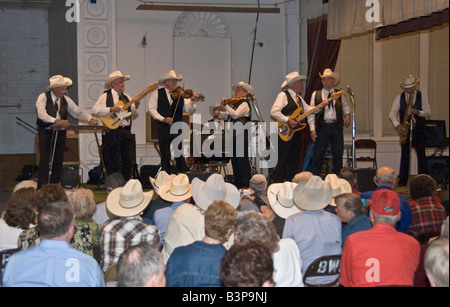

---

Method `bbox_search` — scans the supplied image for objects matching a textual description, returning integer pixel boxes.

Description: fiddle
[221,96,247,106]
[171,86,205,102]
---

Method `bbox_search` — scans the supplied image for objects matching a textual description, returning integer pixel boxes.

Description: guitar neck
[296,90,346,122]
[121,83,159,109]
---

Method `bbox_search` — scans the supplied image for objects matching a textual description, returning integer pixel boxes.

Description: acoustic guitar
[100,83,159,130]
[277,90,346,142]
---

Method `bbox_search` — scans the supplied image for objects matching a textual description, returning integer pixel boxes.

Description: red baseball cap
[371,190,401,216]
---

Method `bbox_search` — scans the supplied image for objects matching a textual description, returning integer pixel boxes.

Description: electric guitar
[277,90,346,142]
[100,83,159,130]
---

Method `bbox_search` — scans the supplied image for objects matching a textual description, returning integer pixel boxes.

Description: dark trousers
[158,125,188,174]
[38,129,67,188]
[273,131,302,183]
[310,123,344,176]
[231,130,251,189]
[399,127,428,185]
[104,127,133,181]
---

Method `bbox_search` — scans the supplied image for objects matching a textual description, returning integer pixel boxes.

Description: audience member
[408,174,446,236]
[424,238,449,287]
[334,193,371,247]
[142,170,175,224]
[13,180,38,193]
[249,174,269,206]
[165,200,237,287]
[61,169,80,197]
[340,189,420,287]
[360,166,412,233]
[101,179,160,272]
[17,183,68,250]
[292,171,313,184]
[2,201,105,287]
[68,188,101,260]
[268,181,301,237]
[339,167,361,195]
[92,172,125,225]
[283,176,342,286]
[325,173,352,213]
[0,188,37,251]
[234,212,303,287]
[236,196,261,216]
[154,174,191,245]
[161,174,239,262]
[220,241,274,287]
[117,242,166,287]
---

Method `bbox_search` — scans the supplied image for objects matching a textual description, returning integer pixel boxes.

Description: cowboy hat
[191,174,240,211]
[319,68,340,85]
[158,174,192,202]
[268,182,302,219]
[400,74,419,89]
[105,70,130,90]
[293,176,332,211]
[149,171,176,196]
[232,81,255,96]
[158,70,183,85]
[209,103,226,117]
[46,75,73,90]
[106,179,153,217]
[281,71,307,90]
[325,174,352,206]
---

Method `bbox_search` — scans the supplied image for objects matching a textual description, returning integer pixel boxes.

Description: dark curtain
[299,15,342,170]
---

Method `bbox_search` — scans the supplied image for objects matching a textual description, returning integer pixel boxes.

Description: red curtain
[299,15,342,170]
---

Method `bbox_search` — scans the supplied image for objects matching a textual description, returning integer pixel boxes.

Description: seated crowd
[0,166,448,287]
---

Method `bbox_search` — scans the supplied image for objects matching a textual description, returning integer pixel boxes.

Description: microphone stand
[347,86,356,169]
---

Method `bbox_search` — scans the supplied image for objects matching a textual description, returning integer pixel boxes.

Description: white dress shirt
[148,87,197,122]
[308,89,351,131]
[389,91,431,128]
[36,91,93,124]
[218,102,250,121]
[270,88,315,127]
[92,89,138,127]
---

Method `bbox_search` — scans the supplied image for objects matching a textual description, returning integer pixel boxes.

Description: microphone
[347,85,354,97]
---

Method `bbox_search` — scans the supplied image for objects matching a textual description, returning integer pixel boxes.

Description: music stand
[52,125,106,188]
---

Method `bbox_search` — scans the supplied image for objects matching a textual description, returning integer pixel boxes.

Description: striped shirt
[100,216,160,272]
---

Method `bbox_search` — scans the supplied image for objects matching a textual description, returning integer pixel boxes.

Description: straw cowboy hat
[191,174,240,211]
[46,75,73,90]
[293,176,332,211]
[319,68,340,85]
[325,174,352,206]
[106,179,153,217]
[232,81,255,96]
[149,171,176,196]
[158,174,192,202]
[105,70,130,90]
[281,71,307,90]
[400,74,419,89]
[268,181,302,219]
[158,70,183,85]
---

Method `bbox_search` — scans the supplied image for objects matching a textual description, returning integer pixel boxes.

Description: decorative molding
[174,11,232,38]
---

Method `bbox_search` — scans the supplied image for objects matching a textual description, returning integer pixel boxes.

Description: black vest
[282,90,303,118]
[36,91,68,129]
[105,89,132,128]
[314,89,344,129]
[399,91,425,128]
[228,98,252,124]
[157,88,185,128]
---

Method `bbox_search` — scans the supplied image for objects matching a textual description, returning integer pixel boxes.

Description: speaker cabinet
[35,135,80,166]
[140,165,161,188]
[426,120,447,148]
[355,168,377,193]
[428,156,449,184]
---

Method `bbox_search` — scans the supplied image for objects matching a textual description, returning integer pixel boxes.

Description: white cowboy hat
[232,81,255,96]
[293,176,332,211]
[400,74,419,89]
[106,179,153,217]
[158,174,192,202]
[105,70,130,90]
[209,103,226,117]
[149,171,176,196]
[319,68,340,85]
[46,75,73,90]
[158,70,183,85]
[325,174,352,206]
[191,174,240,211]
[268,182,302,219]
[281,71,307,90]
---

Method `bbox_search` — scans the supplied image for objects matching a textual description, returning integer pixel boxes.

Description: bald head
[374,167,396,188]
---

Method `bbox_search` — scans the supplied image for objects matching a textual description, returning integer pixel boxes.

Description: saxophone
[399,91,416,145]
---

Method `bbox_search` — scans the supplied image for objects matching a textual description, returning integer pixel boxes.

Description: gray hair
[375,167,396,186]
[117,243,165,287]
[425,238,449,287]
[371,210,400,226]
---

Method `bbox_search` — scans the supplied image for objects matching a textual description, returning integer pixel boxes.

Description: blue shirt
[154,201,185,245]
[360,186,412,233]
[341,214,372,248]
[2,240,105,287]
[165,241,226,287]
